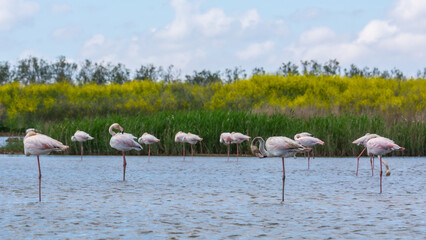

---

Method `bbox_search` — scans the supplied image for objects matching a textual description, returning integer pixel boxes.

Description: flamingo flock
[22,124,405,202]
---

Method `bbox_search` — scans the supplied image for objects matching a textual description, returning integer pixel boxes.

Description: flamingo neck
[109,125,116,136]
[251,137,270,157]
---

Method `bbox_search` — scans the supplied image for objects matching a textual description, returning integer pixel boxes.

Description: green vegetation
[1,75,424,129]
[0,59,424,156]
[1,111,424,156]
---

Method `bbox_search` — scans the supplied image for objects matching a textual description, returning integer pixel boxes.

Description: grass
[1,111,424,156]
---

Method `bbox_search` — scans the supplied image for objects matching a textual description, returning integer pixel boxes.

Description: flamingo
[294,133,324,169]
[71,130,94,161]
[109,123,142,181]
[23,129,69,202]
[231,132,251,162]
[220,132,232,161]
[175,131,187,161]
[251,136,311,203]
[183,132,203,161]
[366,136,405,193]
[138,133,160,162]
[352,133,380,176]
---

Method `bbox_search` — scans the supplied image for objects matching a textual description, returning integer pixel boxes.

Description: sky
[1,0,426,77]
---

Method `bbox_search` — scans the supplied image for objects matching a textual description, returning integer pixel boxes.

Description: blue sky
[1,0,426,76]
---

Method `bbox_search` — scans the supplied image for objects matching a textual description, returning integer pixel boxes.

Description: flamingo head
[112,123,124,132]
[71,136,77,142]
[250,144,265,158]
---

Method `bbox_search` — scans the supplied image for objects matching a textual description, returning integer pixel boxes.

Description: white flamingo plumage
[366,136,405,193]
[138,133,160,162]
[109,123,142,181]
[294,133,324,169]
[23,129,69,202]
[231,132,251,162]
[251,136,311,203]
[71,130,94,161]
[175,131,187,161]
[220,132,232,161]
[352,133,381,176]
[183,132,203,161]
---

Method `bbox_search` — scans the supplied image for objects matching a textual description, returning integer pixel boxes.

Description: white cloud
[239,9,260,29]
[0,0,39,31]
[52,26,82,40]
[236,41,275,60]
[299,26,336,45]
[195,8,233,37]
[356,20,397,44]
[50,3,72,14]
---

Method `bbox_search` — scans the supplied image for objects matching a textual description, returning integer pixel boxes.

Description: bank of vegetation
[0,57,424,156]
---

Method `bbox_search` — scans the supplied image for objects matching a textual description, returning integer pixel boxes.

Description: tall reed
[3,111,424,156]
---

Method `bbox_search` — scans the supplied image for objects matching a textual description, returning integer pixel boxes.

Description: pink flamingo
[23,129,69,202]
[71,130,94,161]
[366,136,405,193]
[183,132,203,161]
[175,131,187,161]
[251,136,311,203]
[138,133,160,162]
[231,132,251,162]
[294,133,324,169]
[109,123,142,181]
[220,132,232,161]
[352,133,380,176]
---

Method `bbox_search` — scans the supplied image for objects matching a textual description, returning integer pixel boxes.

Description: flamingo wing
[297,136,324,147]
[111,133,142,151]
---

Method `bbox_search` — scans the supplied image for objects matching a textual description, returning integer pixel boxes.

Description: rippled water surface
[0,155,425,239]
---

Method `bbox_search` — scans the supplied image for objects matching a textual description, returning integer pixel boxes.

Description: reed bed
[2,111,424,156]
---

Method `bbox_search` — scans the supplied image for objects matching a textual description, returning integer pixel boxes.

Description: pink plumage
[23,129,69,202]
[367,137,405,156]
[138,133,160,162]
[230,132,251,162]
[294,133,324,169]
[109,123,142,181]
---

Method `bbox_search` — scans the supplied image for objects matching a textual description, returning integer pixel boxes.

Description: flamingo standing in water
[294,133,324,169]
[366,136,405,193]
[220,132,232,161]
[109,123,142,181]
[138,133,160,162]
[175,131,187,161]
[231,132,251,162]
[71,130,94,161]
[23,129,69,202]
[251,136,311,203]
[183,132,203,161]
[352,133,380,176]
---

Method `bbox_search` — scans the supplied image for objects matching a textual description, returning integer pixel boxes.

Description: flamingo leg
[236,143,239,162]
[191,144,194,161]
[372,155,375,174]
[356,147,366,176]
[307,151,310,170]
[379,155,383,193]
[227,144,230,162]
[80,142,83,161]
[148,145,151,163]
[183,143,185,161]
[37,155,41,202]
[122,151,127,181]
[281,157,286,203]
[370,155,373,176]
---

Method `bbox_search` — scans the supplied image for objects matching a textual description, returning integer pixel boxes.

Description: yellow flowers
[0,76,425,121]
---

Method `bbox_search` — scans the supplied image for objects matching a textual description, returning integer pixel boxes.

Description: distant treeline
[1,56,426,85]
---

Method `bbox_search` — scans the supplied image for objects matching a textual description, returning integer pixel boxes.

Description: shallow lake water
[0,155,424,239]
